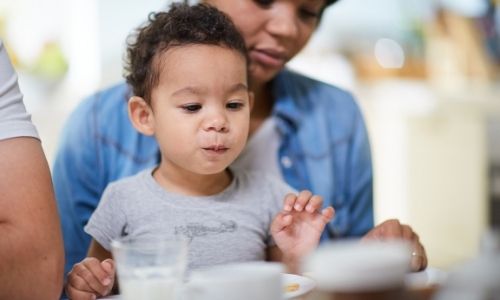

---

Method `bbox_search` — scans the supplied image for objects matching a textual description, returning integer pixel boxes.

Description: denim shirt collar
[271,69,333,157]
[270,68,336,206]
[271,69,303,135]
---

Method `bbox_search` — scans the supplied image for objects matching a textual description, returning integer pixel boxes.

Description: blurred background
[1,0,499,270]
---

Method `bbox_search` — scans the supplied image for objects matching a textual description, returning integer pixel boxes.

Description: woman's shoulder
[275,70,367,145]
[72,82,130,117]
[62,81,157,160]
[277,69,361,116]
[63,82,130,134]
[277,69,359,112]
[279,69,352,95]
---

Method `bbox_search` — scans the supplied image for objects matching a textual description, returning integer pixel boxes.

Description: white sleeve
[0,40,39,140]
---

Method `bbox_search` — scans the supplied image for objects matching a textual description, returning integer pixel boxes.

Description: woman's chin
[249,64,281,86]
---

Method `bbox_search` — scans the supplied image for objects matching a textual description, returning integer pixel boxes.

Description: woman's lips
[250,49,286,68]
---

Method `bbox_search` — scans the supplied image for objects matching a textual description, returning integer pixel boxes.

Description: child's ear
[128,96,155,136]
[248,91,255,112]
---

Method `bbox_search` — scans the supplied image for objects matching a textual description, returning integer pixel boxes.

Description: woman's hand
[362,219,428,272]
[65,257,115,299]
[271,190,334,272]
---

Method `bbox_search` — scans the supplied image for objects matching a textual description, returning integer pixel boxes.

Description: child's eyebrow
[171,83,248,98]
[228,83,249,94]
[171,86,205,97]
[172,86,207,96]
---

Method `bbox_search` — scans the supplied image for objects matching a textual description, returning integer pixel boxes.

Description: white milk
[120,277,177,300]
[119,267,181,300]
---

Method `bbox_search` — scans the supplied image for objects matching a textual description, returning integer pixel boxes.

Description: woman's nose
[267,6,299,39]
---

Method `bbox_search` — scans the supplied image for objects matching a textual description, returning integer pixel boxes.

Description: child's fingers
[321,206,335,222]
[270,212,293,234]
[294,190,313,211]
[80,258,113,296]
[101,259,115,277]
[101,259,116,293]
[305,195,323,213]
[73,264,107,296]
[66,284,97,300]
[283,193,297,212]
[84,257,113,286]
[67,268,95,294]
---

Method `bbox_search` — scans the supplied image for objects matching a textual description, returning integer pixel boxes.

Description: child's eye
[181,104,202,113]
[226,102,244,110]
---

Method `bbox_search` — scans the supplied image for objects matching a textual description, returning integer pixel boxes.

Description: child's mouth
[202,145,229,154]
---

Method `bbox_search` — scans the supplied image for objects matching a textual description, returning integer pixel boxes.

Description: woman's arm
[0,137,64,299]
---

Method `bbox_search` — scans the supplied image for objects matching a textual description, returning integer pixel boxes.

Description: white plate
[101,274,316,300]
[404,267,447,289]
[99,269,446,300]
[282,273,316,299]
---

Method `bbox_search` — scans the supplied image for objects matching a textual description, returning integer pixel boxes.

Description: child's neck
[153,166,233,197]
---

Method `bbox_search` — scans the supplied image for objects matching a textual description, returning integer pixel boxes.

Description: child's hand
[271,191,334,266]
[66,257,115,300]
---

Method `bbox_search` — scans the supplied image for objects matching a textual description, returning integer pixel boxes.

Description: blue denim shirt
[53,69,373,275]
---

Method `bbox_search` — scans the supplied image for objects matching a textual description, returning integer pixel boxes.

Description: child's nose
[203,114,228,133]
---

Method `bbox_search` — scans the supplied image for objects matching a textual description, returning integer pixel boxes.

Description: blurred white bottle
[433,228,500,300]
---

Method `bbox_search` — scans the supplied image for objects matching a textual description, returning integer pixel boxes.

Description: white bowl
[304,240,411,292]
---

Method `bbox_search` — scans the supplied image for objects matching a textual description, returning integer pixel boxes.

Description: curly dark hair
[124,3,248,104]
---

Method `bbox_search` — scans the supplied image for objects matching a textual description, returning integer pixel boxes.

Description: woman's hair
[321,0,340,17]
[124,3,247,104]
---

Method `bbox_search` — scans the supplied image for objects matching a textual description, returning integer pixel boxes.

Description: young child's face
[149,45,251,175]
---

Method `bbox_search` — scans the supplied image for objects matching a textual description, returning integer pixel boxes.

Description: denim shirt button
[281,156,293,168]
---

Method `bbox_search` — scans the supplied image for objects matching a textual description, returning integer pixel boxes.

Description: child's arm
[65,239,115,299]
[269,191,335,273]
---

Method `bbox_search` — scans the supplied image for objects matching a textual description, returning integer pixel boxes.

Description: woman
[53,0,427,276]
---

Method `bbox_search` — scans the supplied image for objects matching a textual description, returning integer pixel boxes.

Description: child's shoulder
[102,168,152,196]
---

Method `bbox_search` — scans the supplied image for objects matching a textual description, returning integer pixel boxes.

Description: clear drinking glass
[111,237,188,300]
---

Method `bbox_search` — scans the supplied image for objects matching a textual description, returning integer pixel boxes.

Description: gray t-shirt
[0,40,38,140]
[85,168,295,271]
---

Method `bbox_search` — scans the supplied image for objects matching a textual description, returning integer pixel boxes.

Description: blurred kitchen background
[1,0,499,271]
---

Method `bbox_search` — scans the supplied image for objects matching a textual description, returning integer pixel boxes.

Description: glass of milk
[111,237,188,300]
